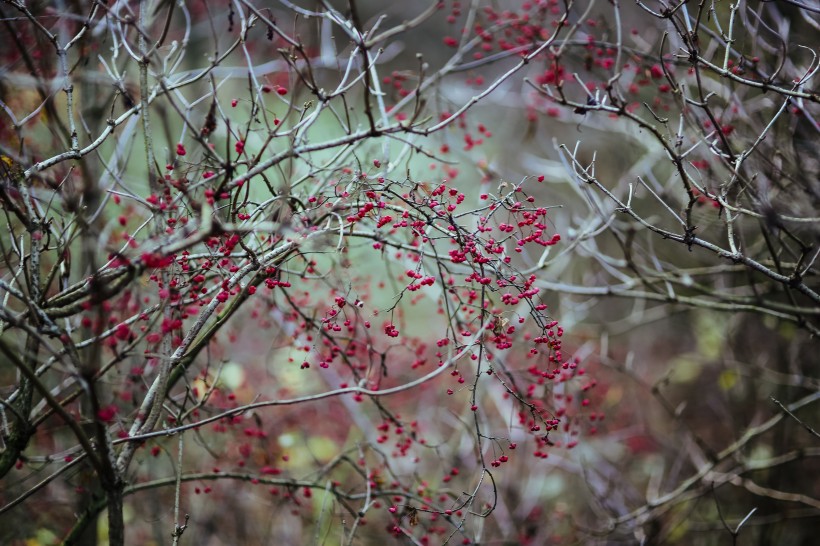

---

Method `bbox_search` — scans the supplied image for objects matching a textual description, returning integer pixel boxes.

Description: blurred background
[1,0,818,544]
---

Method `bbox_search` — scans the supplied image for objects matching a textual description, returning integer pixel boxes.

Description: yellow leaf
[306,436,339,463]
[694,312,725,360]
[718,369,737,391]
[670,354,702,384]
